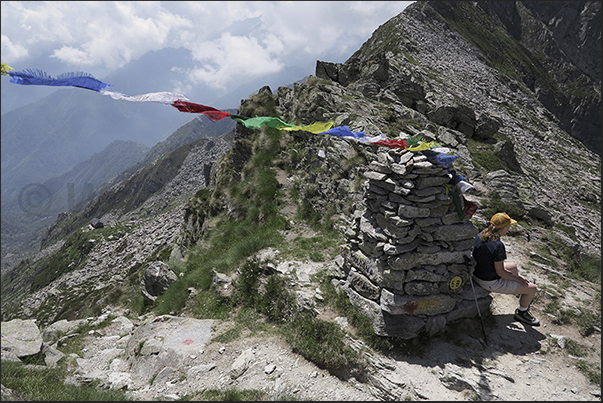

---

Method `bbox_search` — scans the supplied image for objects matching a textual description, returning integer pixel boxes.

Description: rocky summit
[1,1,600,401]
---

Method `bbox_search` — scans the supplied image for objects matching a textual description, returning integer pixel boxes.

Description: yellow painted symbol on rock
[449,276,463,290]
[417,300,440,310]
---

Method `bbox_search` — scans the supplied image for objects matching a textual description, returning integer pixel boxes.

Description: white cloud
[44,2,193,69]
[1,1,193,70]
[50,46,90,66]
[1,1,414,82]
[180,1,412,89]
[1,34,29,61]
[188,33,284,89]
[14,2,76,44]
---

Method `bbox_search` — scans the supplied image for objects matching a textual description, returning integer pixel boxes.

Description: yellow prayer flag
[1,63,15,76]
[282,121,334,134]
[407,141,435,151]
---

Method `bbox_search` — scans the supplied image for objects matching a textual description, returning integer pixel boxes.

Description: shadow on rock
[486,313,546,355]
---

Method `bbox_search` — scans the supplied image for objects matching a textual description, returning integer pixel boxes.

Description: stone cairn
[338,147,492,339]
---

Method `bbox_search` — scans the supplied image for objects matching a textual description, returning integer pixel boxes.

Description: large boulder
[1,318,43,359]
[140,261,178,303]
[125,315,214,385]
[41,318,88,343]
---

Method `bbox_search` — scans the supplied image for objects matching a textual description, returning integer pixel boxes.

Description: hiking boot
[514,308,540,327]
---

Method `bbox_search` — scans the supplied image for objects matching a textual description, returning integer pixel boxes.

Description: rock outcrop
[1,318,44,359]
[140,261,178,304]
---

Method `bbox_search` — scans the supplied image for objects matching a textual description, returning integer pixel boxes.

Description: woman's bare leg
[506,261,537,308]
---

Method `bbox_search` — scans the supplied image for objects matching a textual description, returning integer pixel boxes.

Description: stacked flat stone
[339,147,491,339]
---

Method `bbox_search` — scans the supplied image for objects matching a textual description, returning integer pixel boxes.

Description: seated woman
[472,212,540,326]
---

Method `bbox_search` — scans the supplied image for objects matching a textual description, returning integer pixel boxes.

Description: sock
[518,306,528,312]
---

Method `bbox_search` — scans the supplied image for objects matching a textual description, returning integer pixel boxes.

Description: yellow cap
[490,212,517,229]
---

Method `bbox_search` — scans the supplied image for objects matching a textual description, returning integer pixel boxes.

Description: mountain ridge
[1,1,600,400]
[0,139,149,271]
[2,0,599,344]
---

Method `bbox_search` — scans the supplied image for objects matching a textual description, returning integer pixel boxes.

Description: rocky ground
[26,227,594,402]
[3,163,600,402]
[64,168,602,401]
[2,215,600,401]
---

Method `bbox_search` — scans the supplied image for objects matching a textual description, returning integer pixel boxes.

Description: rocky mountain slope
[0,110,235,272]
[2,256,600,401]
[1,1,600,401]
[1,140,150,271]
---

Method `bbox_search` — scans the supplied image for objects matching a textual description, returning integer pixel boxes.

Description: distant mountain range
[0,139,150,269]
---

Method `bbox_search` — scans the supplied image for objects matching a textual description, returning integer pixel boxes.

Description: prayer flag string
[4,68,445,153]
[4,65,476,209]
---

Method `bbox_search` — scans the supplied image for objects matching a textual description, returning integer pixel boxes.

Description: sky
[1,1,414,91]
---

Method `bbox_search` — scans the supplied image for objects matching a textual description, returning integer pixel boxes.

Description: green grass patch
[283,311,366,379]
[190,288,232,320]
[29,230,96,292]
[211,307,273,344]
[205,260,368,380]
[569,253,601,284]
[0,360,131,401]
[281,231,345,262]
[564,338,588,357]
[231,260,297,325]
[543,299,575,325]
[466,138,508,173]
[544,297,601,336]
[575,360,601,386]
[575,306,601,337]
[537,230,601,284]
[154,156,290,315]
[150,218,287,315]
[257,274,298,323]
[182,387,304,401]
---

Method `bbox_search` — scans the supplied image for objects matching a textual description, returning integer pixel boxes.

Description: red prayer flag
[463,197,478,216]
[170,100,231,122]
[371,139,408,149]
